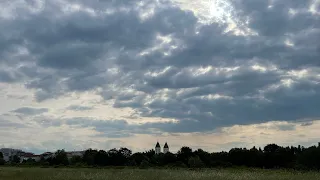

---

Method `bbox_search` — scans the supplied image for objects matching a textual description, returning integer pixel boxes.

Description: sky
[0,0,320,154]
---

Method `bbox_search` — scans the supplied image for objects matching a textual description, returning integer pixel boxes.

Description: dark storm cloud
[143,65,282,96]
[12,107,49,116]
[134,78,320,132]
[1,0,320,133]
[0,70,18,82]
[229,0,320,69]
[65,117,152,137]
[231,0,317,36]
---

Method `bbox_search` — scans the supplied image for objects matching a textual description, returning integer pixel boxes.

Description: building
[20,153,41,163]
[66,151,85,159]
[163,142,169,154]
[0,148,22,162]
[0,148,86,163]
[155,142,161,154]
[155,142,170,154]
[41,152,54,160]
[19,152,34,162]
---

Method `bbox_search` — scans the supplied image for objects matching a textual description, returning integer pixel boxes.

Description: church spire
[155,142,161,154]
[164,142,169,148]
[163,142,169,154]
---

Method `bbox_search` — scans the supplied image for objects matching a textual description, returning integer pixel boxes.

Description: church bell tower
[163,142,169,154]
[155,142,161,154]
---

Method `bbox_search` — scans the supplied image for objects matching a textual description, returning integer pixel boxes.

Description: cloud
[12,107,49,116]
[0,118,26,128]
[301,121,314,127]
[66,105,94,111]
[275,124,296,131]
[0,70,22,83]
[64,117,155,138]
[0,0,319,136]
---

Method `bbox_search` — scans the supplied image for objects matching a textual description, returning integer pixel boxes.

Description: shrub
[188,156,204,169]
[0,158,5,165]
[139,160,150,169]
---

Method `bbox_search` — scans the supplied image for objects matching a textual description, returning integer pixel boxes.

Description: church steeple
[155,142,161,154]
[163,142,169,154]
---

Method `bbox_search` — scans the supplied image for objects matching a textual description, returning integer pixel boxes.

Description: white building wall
[0,148,22,162]
[32,156,41,162]
[163,148,169,154]
[155,147,161,154]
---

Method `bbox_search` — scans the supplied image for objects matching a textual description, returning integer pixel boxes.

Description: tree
[94,150,108,166]
[144,149,155,160]
[194,149,211,167]
[210,151,231,168]
[119,147,132,159]
[177,146,193,165]
[107,148,119,166]
[83,149,98,166]
[70,156,82,165]
[22,158,36,165]
[263,144,282,168]
[188,156,204,168]
[139,159,150,169]
[1,143,319,170]
[248,146,263,168]
[10,155,20,164]
[163,152,177,165]
[298,146,320,170]
[118,147,132,165]
[0,152,5,166]
[131,152,149,166]
[0,158,5,165]
[52,149,69,165]
[228,148,249,166]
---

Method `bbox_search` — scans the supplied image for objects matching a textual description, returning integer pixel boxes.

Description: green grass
[0,167,319,180]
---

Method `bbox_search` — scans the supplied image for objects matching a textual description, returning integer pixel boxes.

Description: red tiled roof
[22,154,40,158]
[21,153,35,157]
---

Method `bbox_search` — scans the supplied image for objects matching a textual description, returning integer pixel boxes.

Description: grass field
[0,167,319,180]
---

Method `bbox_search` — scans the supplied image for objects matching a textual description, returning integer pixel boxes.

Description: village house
[19,152,41,163]
[66,151,85,159]
[1,148,85,163]
[0,148,23,162]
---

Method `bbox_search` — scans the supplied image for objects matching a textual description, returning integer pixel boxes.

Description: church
[155,142,169,154]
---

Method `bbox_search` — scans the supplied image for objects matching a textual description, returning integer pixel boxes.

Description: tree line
[1,143,320,170]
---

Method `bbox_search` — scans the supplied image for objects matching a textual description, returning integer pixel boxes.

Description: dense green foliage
[10,155,20,164]
[1,167,320,180]
[76,144,319,170]
[0,152,4,165]
[0,158,5,166]
[2,143,320,170]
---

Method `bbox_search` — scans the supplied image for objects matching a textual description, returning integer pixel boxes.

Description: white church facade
[155,142,169,154]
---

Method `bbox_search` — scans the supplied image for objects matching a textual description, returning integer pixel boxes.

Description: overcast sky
[0,0,320,154]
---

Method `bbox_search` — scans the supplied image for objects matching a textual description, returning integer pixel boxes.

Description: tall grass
[0,167,319,180]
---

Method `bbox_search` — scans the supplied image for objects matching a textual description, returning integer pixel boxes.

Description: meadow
[0,167,319,180]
